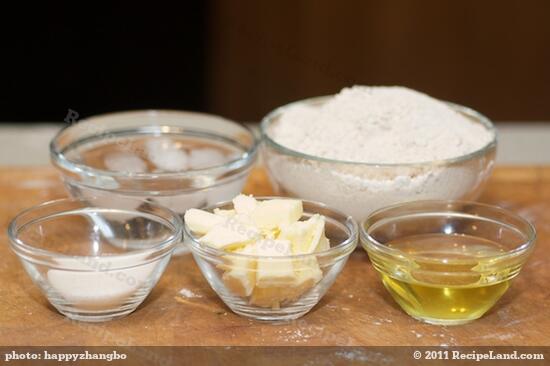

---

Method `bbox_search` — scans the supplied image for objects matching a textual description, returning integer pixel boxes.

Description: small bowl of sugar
[261,86,497,223]
[8,197,182,322]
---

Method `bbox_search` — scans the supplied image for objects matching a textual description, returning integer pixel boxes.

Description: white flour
[265,86,496,221]
[271,86,492,163]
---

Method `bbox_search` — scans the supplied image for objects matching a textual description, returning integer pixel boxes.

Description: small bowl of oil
[361,200,536,325]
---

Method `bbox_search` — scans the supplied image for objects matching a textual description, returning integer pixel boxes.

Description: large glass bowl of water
[50,110,258,252]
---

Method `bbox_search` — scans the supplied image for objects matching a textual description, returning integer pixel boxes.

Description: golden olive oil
[373,234,512,325]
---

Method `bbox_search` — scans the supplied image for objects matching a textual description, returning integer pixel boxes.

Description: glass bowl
[184,197,358,321]
[50,110,258,253]
[360,200,536,325]
[8,197,182,322]
[261,96,497,223]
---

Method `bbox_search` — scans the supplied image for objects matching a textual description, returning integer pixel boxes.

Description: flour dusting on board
[179,288,203,298]
[335,349,394,364]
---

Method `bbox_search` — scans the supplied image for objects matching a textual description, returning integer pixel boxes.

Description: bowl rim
[260,95,497,167]
[184,196,359,260]
[360,199,537,262]
[50,109,260,179]
[8,197,183,262]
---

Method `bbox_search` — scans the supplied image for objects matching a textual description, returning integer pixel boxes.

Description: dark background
[2,1,550,123]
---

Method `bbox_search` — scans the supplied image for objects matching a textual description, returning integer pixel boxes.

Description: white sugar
[47,261,157,307]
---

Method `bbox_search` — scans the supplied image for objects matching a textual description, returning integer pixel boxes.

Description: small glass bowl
[50,110,258,254]
[361,200,536,325]
[261,96,497,223]
[184,197,358,321]
[8,197,182,322]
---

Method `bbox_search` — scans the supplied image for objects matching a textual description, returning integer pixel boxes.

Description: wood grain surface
[0,166,548,346]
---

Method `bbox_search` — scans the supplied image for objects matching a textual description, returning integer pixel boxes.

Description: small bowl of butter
[361,200,536,325]
[184,195,358,321]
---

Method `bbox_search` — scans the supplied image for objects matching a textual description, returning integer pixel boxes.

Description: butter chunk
[279,214,329,254]
[222,245,257,297]
[255,239,295,287]
[293,258,323,291]
[252,199,303,230]
[184,208,226,235]
[232,213,255,227]
[317,235,330,252]
[250,259,323,309]
[286,258,322,302]
[199,225,252,250]
[222,214,261,242]
[250,286,286,309]
[213,208,236,218]
[233,194,258,215]
[282,259,323,303]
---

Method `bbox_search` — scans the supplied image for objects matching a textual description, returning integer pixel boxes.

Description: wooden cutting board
[0,166,548,347]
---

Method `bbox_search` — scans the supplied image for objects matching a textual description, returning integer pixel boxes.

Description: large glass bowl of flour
[261,86,497,223]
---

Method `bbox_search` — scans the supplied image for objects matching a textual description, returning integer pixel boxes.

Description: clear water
[61,131,252,255]
[64,131,245,173]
